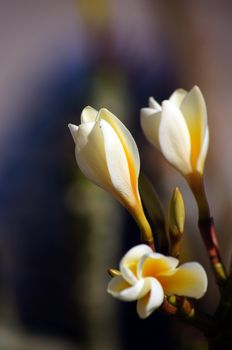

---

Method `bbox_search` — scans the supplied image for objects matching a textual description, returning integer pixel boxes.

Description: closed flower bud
[168,188,185,258]
[69,106,154,247]
[168,187,185,237]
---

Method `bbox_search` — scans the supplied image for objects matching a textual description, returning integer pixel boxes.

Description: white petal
[137,253,179,279]
[120,265,138,285]
[137,278,164,319]
[75,117,139,209]
[181,86,207,136]
[148,97,161,111]
[169,88,187,107]
[159,101,192,174]
[107,276,150,301]
[100,119,138,207]
[180,86,207,169]
[158,262,208,299]
[98,108,140,182]
[120,245,152,284]
[81,106,98,123]
[74,121,112,190]
[121,245,153,267]
[196,126,209,174]
[68,124,79,143]
[140,108,162,149]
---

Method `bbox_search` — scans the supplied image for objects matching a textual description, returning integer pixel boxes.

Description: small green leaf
[139,173,168,253]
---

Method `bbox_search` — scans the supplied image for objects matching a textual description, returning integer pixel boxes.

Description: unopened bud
[108,268,121,277]
[168,188,185,257]
[168,187,185,237]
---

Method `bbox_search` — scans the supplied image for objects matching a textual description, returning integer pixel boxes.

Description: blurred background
[0,0,232,349]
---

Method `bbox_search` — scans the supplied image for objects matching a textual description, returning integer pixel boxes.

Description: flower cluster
[68,86,212,320]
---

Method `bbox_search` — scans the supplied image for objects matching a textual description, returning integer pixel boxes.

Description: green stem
[186,172,210,221]
[132,205,156,251]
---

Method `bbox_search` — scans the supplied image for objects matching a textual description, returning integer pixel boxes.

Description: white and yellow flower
[141,86,209,176]
[107,244,207,319]
[69,107,153,245]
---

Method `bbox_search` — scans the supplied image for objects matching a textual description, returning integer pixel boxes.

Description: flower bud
[168,188,185,257]
[168,187,185,237]
[69,106,154,247]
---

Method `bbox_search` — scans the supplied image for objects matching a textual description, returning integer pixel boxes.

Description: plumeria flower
[140,86,209,177]
[107,244,207,319]
[69,107,153,246]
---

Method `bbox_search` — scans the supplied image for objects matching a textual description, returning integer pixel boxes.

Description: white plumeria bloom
[141,86,209,176]
[69,107,153,244]
[107,244,207,319]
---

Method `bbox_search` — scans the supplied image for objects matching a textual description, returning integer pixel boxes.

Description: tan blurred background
[0,0,232,349]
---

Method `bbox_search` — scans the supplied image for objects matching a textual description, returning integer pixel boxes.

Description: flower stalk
[187,172,227,283]
[132,206,155,250]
